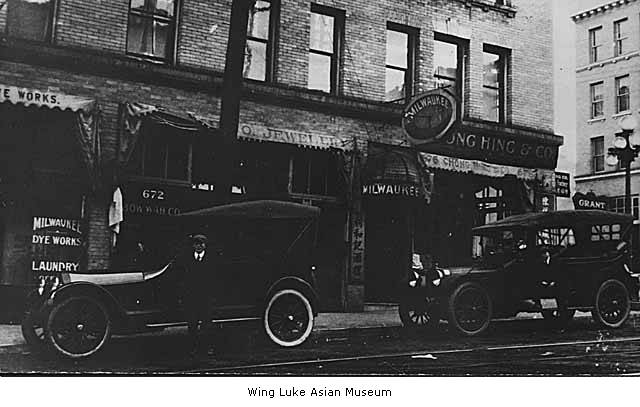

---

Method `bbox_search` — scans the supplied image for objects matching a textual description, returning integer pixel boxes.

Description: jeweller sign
[402,88,456,145]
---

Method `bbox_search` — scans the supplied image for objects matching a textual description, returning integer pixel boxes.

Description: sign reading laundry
[31,216,85,276]
[362,183,423,198]
[238,123,348,150]
[0,84,95,112]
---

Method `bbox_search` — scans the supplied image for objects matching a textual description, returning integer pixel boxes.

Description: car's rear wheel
[46,296,112,359]
[447,282,492,336]
[592,279,630,329]
[21,308,47,352]
[399,296,440,330]
[264,288,314,347]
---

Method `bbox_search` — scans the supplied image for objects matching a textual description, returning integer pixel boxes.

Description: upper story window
[591,136,605,173]
[482,45,509,123]
[127,123,192,183]
[308,4,344,94]
[126,0,178,62]
[244,0,278,82]
[6,0,56,41]
[588,26,602,63]
[611,195,640,219]
[385,23,417,103]
[433,33,467,111]
[590,81,604,119]
[616,75,630,113]
[613,18,628,57]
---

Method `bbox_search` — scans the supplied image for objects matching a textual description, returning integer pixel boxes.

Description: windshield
[472,229,525,263]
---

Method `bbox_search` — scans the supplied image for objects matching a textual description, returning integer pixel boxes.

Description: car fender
[264,277,319,315]
[46,282,128,324]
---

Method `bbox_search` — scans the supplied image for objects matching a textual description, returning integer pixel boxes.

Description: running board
[146,316,261,329]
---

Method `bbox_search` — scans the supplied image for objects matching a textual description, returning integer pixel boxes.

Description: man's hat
[191,234,208,243]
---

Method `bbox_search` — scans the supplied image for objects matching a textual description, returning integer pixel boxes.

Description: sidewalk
[1,306,637,351]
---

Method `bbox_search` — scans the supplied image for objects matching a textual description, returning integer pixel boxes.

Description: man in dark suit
[182,233,217,357]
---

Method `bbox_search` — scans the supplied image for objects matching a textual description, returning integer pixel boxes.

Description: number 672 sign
[141,189,165,200]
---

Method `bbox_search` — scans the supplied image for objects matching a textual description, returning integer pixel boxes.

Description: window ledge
[588,117,606,124]
[612,111,632,119]
[454,0,516,17]
[577,50,640,73]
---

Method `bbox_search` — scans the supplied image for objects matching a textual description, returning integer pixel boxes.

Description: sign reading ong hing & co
[31,217,84,275]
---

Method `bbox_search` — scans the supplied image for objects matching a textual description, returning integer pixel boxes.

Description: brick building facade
[572,1,640,235]
[0,0,561,319]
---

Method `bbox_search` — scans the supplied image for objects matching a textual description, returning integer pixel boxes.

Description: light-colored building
[573,0,640,215]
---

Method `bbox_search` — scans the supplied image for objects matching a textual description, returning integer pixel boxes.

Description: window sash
[616,76,630,113]
[308,5,343,94]
[591,137,604,173]
[385,26,415,102]
[590,83,604,118]
[244,0,276,82]
[589,27,601,63]
[127,0,176,61]
[614,19,628,56]
[482,48,506,123]
[6,0,55,42]
[433,35,465,110]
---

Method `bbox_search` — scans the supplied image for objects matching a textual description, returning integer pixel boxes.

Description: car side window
[591,223,621,241]
[536,227,575,248]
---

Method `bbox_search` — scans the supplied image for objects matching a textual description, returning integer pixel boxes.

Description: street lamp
[606,115,640,214]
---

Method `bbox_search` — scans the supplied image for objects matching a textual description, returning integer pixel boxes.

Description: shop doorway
[364,200,410,303]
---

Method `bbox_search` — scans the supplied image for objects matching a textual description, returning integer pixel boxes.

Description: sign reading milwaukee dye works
[572,192,609,210]
[31,217,85,275]
[238,123,349,150]
[423,126,560,170]
[402,88,457,145]
[554,172,571,197]
[0,84,95,112]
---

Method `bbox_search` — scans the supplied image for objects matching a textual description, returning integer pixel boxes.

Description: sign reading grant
[32,217,85,277]
[402,88,456,145]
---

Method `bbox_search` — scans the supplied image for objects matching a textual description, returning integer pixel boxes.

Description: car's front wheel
[264,288,314,347]
[447,282,492,336]
[46,296,112,359]
[592,279,630,329]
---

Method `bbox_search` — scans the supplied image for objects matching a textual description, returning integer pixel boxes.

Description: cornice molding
[572,0,638,22]
[454,0,517,18]
[576,50,640,73]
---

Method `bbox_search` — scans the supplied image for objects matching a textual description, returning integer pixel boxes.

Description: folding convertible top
[472,210,634,232]
[177,199,321,220]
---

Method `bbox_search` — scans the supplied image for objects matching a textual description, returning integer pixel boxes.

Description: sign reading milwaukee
[362,183,422,198]
[32,217,84,273]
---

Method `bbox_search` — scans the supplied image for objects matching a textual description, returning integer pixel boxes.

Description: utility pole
[218,0,254,202]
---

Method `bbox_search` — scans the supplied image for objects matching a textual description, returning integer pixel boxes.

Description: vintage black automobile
[21,200,321,358]
[399,210,640,336]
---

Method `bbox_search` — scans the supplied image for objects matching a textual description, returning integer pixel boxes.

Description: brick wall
[0,60,222,272]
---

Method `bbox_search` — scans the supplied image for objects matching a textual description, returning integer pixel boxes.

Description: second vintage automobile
[399,210,640,336]
[21,200,321,359]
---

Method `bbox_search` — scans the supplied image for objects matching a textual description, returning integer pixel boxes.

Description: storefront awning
[0,84,101,192]
[362,145,432,201]
[0,83,96,112]
[419,152,555,190]
[125,102,218,132]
